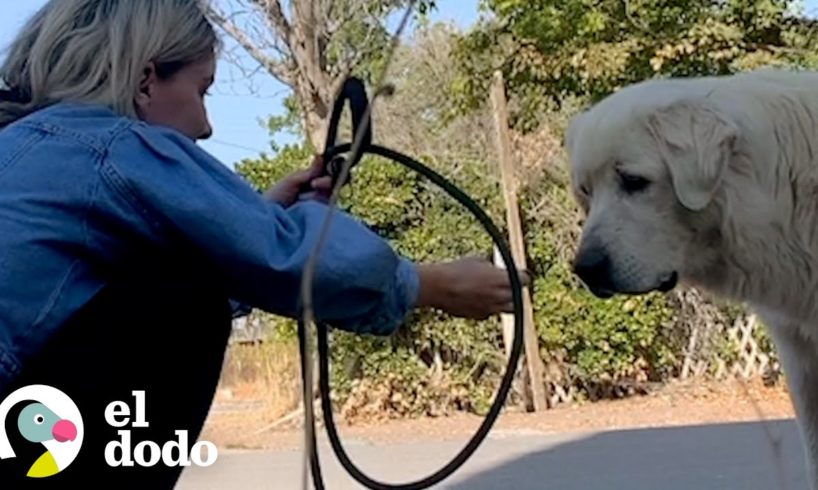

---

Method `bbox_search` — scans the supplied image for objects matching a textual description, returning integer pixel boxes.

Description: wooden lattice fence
[538,290,783,406]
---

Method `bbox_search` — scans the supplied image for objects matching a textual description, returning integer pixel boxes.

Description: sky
[0,1,482,169]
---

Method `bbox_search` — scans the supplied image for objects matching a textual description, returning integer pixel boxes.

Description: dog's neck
[696,93,818,324]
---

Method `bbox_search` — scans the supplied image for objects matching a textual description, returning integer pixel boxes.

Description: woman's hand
[415,257,530,320]
[262,155,333,207]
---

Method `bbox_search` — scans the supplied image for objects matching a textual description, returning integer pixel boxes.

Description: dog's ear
[647,99,738,211]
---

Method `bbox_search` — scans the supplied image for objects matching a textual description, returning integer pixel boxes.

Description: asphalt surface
[177,420,809,489]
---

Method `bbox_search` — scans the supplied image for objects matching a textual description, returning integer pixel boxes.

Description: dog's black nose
[573,246,613,297]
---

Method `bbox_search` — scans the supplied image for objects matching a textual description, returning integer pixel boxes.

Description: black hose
[323,78,372,187]
[300,143,525,490]
[297,76,525,490]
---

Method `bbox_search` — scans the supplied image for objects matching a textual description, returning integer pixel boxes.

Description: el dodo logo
[103,390,218,468]
[0,385,83,478]
[0,387,216,478]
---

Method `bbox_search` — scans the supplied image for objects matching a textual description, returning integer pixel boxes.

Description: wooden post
[489,70,548,412]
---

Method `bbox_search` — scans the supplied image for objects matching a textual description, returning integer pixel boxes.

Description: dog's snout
[573,246,613,297]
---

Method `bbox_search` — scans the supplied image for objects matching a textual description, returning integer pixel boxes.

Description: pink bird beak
[52,419,77,443]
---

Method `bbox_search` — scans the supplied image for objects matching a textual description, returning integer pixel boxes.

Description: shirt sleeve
[98,121,419,336]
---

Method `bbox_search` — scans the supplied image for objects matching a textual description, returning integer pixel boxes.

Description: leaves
[452,0,818,130]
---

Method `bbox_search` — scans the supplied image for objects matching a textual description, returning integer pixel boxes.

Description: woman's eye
[618,171,650,194]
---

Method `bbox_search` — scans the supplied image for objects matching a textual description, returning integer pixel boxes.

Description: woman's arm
[415,258,523,319]
[100,122,417,335]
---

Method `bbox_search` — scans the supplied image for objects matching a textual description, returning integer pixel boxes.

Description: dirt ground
[199,378,797,452]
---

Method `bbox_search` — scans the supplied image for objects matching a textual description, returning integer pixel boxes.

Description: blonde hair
[0,0,220,128]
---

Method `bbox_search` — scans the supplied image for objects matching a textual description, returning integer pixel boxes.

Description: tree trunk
[290,0,333,150]
[305,109,331,152]
[293,78,331,150]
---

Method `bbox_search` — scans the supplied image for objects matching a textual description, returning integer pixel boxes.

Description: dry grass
[216,339,302,422]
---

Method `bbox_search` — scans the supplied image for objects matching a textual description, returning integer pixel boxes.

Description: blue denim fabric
[0,102,419,388]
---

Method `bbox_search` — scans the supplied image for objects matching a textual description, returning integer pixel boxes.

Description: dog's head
[564,81,739,298]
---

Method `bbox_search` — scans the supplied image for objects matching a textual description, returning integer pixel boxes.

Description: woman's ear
[134,62,158,111]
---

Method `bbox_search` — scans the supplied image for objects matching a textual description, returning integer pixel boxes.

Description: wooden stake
[490,70,548,412]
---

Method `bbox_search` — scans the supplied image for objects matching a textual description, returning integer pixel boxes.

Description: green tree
[453,0,818,130]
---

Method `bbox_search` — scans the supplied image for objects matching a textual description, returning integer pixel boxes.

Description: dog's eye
[618,171,650,194]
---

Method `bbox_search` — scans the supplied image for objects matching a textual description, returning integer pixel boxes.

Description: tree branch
[251,0,292,47]
[330,24,388,79]
[326,2,361,36]
[206,4,296,87]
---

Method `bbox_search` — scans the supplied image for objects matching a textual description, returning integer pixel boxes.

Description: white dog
[564,69,818,487]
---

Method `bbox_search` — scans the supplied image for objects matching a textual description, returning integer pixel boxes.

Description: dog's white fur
[565,69,818,486]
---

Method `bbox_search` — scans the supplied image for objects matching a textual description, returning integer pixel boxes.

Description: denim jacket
[0,102,419,388]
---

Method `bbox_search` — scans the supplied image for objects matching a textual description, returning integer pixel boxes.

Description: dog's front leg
[765,318,818,488]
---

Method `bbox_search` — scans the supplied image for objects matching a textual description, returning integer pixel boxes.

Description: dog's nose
[573,246,612,294]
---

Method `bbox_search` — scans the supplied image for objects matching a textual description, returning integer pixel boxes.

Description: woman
[0,0,524,486]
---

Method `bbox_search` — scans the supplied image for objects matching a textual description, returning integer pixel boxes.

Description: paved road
[177,420,809,489]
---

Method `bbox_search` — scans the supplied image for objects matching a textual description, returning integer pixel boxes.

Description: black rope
[322,77,372,187]
[298,77,525,490]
